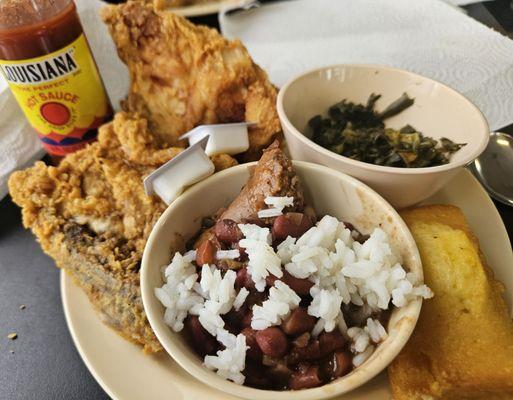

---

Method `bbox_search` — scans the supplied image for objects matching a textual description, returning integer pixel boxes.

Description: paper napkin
[220,0,513,132]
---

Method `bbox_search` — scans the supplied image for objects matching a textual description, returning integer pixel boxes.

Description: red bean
[290,340,321,362]
[214,219,243,244]
[236,267,255,290]
[196,239,217,266]
[241,310,253,329]
[325,351,352,379]
[292,332,310,348]
[281,308,317,336]
[289,366,323,390]
[266,274,278,287]
[270,363,293,388]
[255,327,288,358]
[319,330,346,356]
[297,362,311,374]
[185,316,218,356]
[223,309,245,333]
[241,328,263,361]
[267,271,314,296]
[245,291,267,308]
[243,362,268,389]
[272,213,313,242]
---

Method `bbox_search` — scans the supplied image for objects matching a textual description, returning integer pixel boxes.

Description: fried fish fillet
[9,113,174,352]
[101,1,281,160]
[389,205,513,399]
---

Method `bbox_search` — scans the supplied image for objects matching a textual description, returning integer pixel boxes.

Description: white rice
[257,208,284,218]
[216,249,240,260]
[366,318,388,343]
[239,224,282,292]
[353,345,375,367]
[233,287,249,311]
[286,246,331,279]
[155,198,433,385]
[199,266,237,315]
[308,287,343,333]
[238,224,272,243]
[216,328,237,348]
[155,253,204,332]
[204,333,248,384]
[182,249,197,263]
[347,326,370,353]
[296,215,343,250]
[347,318,388,366]
[257,196,294,218]
[251,280,301,330]
[198,306,225,336]
[264,196,294,209]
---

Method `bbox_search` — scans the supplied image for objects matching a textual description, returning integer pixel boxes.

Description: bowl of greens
[276,64,489,208]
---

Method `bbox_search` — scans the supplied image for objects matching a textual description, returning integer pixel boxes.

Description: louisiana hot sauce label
[0,34,110,155]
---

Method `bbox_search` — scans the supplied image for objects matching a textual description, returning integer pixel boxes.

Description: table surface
[1,3,512,400]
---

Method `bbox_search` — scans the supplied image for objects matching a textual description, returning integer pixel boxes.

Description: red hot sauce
[0,0,112,158]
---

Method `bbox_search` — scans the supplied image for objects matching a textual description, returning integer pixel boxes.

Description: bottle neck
[0,0,73,30]
[0,0,81,60]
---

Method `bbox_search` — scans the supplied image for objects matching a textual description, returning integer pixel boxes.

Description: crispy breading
[9,112,234,352]
[101,1,281,160]
[389,205,513,400]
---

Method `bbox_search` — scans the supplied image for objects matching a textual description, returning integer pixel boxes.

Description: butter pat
[180,122,253,156]
[144,137,214,205]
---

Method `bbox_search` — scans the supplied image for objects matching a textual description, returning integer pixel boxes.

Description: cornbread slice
[389,205,513,400]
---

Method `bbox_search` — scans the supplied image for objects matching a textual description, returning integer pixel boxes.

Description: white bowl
[141,161,423,400]
[277,64,490,208]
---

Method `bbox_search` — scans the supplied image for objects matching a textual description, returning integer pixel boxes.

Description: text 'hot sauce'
[0,0,112,157]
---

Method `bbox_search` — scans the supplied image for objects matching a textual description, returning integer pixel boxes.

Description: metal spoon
[470,131,513,206]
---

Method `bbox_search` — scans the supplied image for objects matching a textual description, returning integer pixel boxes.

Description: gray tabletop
[1,199,108,400]
[1,3,513,400]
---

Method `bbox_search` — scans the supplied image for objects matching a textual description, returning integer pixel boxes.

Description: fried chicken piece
[8,112,234,352]
[389,205,513,399]
[101,1,281,160]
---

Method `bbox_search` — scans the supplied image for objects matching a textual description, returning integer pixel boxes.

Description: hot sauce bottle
[0,0,112,159]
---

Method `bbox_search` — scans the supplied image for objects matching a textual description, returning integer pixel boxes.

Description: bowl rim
[276,63,490,175]
[141,160,423,400]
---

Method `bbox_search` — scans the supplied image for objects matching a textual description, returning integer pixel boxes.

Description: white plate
[61,169,513,400]
[166,0,242,17]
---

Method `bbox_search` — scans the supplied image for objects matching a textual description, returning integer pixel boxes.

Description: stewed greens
[309,93,465,168]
